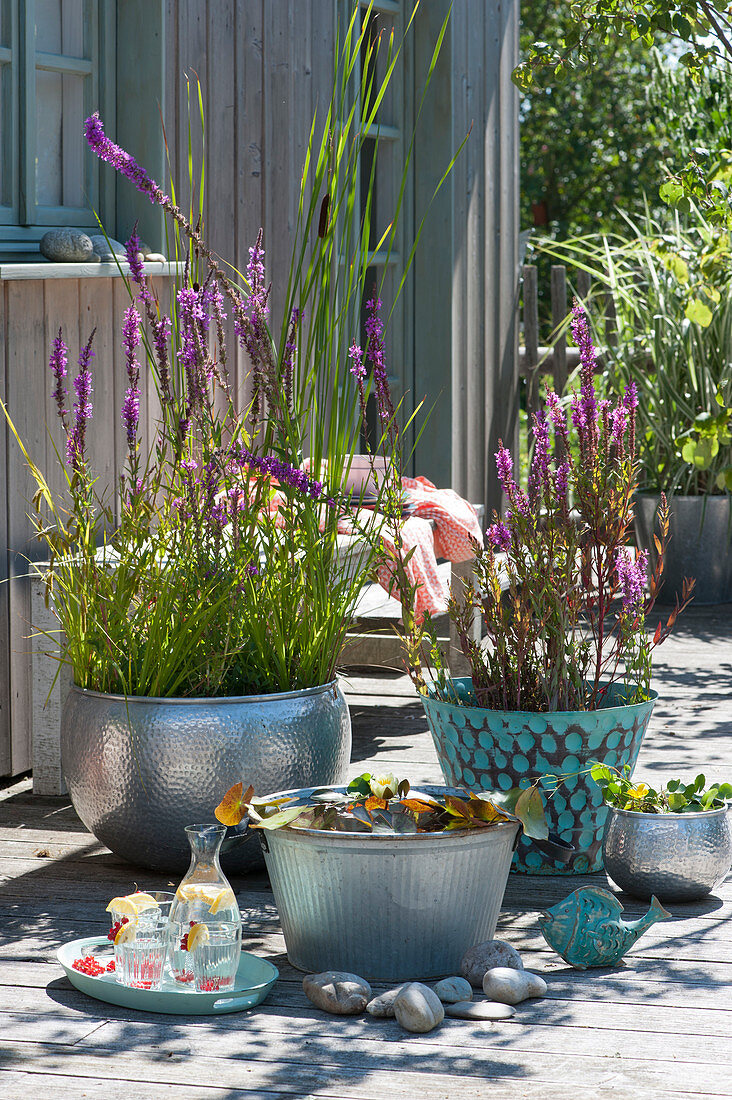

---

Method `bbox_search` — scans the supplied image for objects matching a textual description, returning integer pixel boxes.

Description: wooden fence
[519,263,617,423]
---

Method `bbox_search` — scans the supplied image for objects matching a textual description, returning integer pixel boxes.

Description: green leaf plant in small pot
[384,302,695,875]
[595,765,732,902]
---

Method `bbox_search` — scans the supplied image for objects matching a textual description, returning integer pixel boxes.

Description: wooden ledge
[0,260,186,281]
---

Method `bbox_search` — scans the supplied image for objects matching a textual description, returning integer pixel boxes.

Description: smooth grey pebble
[89,235,127,261]
[432,976,473,1004]
[393,982,445,1033]
[303,970,371,1015]
[444,1000,516,1021]
[144,252,167,263]
[461,939,524,987]
[482,967,547,1005]
[40,228,95,263]
[366,984,406,1018]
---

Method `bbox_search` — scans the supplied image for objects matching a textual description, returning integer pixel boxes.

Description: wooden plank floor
[0,604,730,1099]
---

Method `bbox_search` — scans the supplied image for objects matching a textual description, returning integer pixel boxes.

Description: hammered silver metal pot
[635,492,732,605]
[602,805,732,902]
[258,784,521,981]
[61,681,351,874]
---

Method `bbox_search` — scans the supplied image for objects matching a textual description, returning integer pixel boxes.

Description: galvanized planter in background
[61,681,351,874]
[635,492,732,605]
[421,679,657,875]
[603,805,732,902]
[259,784,521,981]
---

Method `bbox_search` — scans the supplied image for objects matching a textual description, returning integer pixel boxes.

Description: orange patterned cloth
[365,476,483,623]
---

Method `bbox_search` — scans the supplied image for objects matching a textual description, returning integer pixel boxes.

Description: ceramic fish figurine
[538,885,671,969]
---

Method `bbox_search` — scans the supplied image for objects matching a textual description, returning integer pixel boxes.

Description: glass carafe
[167,823,241,985]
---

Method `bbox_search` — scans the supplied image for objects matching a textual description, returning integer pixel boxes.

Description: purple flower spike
[610,405,627,454]
[50,328,69,423]
[123,305,141,386]
[67,333,95,471]
[495,445,514,494]
[623,381,639,410]
[616,548,648,611]
[348,343,366,381]
[365,294,394,429]
[121,386,140,446]
[84,113,170,206]
[486,521,511,552]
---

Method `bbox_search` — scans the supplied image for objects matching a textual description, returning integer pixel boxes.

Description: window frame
[0,0,115,254]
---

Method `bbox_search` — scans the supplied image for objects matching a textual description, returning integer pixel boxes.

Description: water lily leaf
[392,812,418,834]
[252,805,313,831]
[514,786,549,841]
[349,803,375,825]
[215,782,254,827]
[443,794,472,820]
[398,798,440,815]
[465,797,511,825]
[347,774,372,798]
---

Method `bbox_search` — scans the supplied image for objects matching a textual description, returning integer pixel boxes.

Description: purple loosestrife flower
[281,307,301,408]
[84,113,170,206]
[121,388,140,447]
[177,285,211,413]
[616,548,648,612]
[528,410,551,507]
[570,301,599,450]
[610,404,627,458]
[349,342,369,427]
[486,521,511,552]
[124,232,148,297]
[365,294,395,429]
[495,443,530,516]
[624,381,638,456]
[67,333,95,471]
[50,328,69,425]
[121,306,141,451]
[234,229,277,424]
[545,389,572,461]
[123,305,141,386]
[495,445,514,495]
[231,443,325,501]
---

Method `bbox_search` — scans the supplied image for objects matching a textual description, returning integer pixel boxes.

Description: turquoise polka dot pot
[421,679,657,874]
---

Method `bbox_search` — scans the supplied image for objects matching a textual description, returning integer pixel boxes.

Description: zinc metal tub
[258,784,521,981]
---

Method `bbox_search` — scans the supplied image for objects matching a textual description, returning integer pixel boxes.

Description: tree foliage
[520,0,667,235]
[517,1,732,227]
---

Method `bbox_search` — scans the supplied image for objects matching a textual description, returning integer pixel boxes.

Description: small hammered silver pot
[602,805,732,902]
[61,681,351,874]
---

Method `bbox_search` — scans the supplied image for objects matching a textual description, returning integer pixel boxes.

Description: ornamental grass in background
[402,303,695,714]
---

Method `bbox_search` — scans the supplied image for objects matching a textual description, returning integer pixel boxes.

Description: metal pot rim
[606,803,730,821]
[256,783,522,842]
[68,679,341,705]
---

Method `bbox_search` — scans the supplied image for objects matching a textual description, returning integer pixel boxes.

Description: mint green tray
[58,936,278,1015]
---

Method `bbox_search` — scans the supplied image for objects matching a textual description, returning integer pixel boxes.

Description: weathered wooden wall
[162,0,337,412]
[0,265,179,780]
[450,0,520,515]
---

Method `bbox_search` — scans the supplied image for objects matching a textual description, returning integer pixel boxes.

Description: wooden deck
[0,604,731,1099]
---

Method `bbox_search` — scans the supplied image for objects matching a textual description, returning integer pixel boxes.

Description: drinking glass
[191,922,242,992]
[118,931,167,990]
